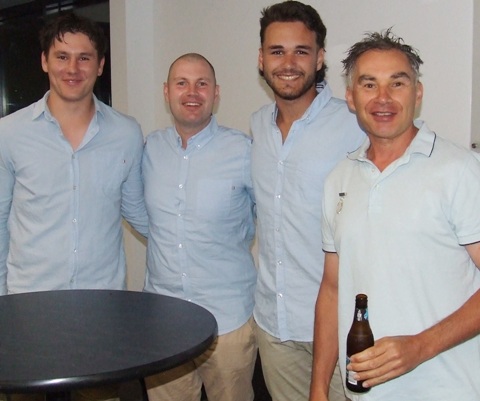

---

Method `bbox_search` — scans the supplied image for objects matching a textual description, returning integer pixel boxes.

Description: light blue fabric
[251,82,365,342]
[322,121,480,400]
[142,116,257,335]
[0,92,148,295]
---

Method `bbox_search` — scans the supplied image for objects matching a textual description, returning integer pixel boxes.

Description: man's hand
[347,335,424,388]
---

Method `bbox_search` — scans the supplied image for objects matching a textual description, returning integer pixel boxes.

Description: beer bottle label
[346,357,359,385]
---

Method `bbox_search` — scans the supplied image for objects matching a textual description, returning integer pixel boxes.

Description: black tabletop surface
[0,290,217,393]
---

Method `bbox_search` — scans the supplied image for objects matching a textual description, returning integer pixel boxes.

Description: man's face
[346,49,423,142]
[258,21,324,101]
[164,57,219,134]
[41,32,104,105]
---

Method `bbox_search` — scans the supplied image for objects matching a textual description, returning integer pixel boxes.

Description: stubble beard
[264,71,317,101]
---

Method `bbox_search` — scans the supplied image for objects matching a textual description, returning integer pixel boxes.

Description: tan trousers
[255,324,349,401]
[145,316,257,401]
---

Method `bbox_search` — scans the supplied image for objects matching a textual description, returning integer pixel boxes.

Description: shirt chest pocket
[195,179,234,220]
[84,151,128,199]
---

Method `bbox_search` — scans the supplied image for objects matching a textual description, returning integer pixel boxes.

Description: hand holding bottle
[347,334,425,389]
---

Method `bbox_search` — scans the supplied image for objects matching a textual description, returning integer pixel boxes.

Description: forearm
[418,244,480,362]
[0,222,9,295]
[351,261,480,388]
[0,161,12,296]
[416,288,480,363]
[310,253,340,401]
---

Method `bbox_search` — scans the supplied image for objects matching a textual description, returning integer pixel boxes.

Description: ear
[163,82,169,103]
[41,52,48,73]
[345,86,356,112]
[97,56,105,77]
[415,81,424,109]
[316,48,325,72]
[258,47,264,74]
[214,84,220,105]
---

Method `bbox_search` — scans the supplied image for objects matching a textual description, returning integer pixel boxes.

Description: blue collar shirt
[0,92,148,295]
[251,82,365,341]
[142,116,257,335]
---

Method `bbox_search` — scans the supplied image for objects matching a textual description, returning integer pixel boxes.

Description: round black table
[0,290,217,398]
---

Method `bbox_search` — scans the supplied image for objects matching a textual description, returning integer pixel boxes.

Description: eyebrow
[51,50,95,57]
[266,44,313,51]
[171,76,213,82]
[357,71,413,83]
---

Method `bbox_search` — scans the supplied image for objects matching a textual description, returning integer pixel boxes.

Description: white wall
[110,0,478,290]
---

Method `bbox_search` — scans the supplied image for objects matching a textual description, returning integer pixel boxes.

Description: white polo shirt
[322,120,480,400]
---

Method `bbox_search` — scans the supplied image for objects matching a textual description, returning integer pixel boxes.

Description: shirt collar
[175,115,217,150]
[271,81,332,125]
[32,91,104,121]
[348,119,436,162]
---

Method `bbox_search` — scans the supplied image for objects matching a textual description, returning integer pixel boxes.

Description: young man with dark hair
[251,2,365,400]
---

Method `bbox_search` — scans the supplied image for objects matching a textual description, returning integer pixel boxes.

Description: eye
[197,81,208,87]
[271,50,283,55]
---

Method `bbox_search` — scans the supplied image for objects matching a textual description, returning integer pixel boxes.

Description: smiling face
[41,32,104,107]
[258,21,324,102]
[346,49,423,144]
[164,56,219,139]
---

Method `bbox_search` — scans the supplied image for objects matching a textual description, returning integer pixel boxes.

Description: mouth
[64,78,82,85]
[372,112,394,116]
[183,102,201,107]
[274,70,303,81]
[371,111,396,122]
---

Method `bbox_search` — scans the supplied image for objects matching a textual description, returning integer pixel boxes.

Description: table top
[0,290,217,393]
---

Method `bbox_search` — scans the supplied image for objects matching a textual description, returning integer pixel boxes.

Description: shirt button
[278,293,283,298]
[179,184,184,189]
[276,194,281,199]
[183,155,188,160]
[178,244,183,248]
[72,218,77,223]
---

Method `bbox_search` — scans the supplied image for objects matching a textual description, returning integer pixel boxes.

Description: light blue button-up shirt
[0,92,148,295]
[251,83,365,341]
[142,116,256,335]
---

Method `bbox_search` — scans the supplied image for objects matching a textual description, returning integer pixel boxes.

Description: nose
[283,53,296,68]
[375,85,392,104]
[186,83,199,96]
[66,58,79,73]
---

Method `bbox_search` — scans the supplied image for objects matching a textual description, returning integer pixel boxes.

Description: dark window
[0,0,110,117]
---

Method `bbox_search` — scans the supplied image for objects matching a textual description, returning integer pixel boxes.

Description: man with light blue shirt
[0,13,147,295]
[0,12,147,401]
[251,2,365,401]
[143,53,257,401]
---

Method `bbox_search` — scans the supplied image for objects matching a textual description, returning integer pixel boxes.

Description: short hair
[39,13,107,59]
[167,53,216,83]
[342,28,423,85]
[259,0,327,83]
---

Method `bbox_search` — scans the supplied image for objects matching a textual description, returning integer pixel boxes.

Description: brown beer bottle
[346,294,374,393]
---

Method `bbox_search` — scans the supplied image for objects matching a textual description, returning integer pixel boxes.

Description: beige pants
[255,324,349,401]
[145,316,257,401]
